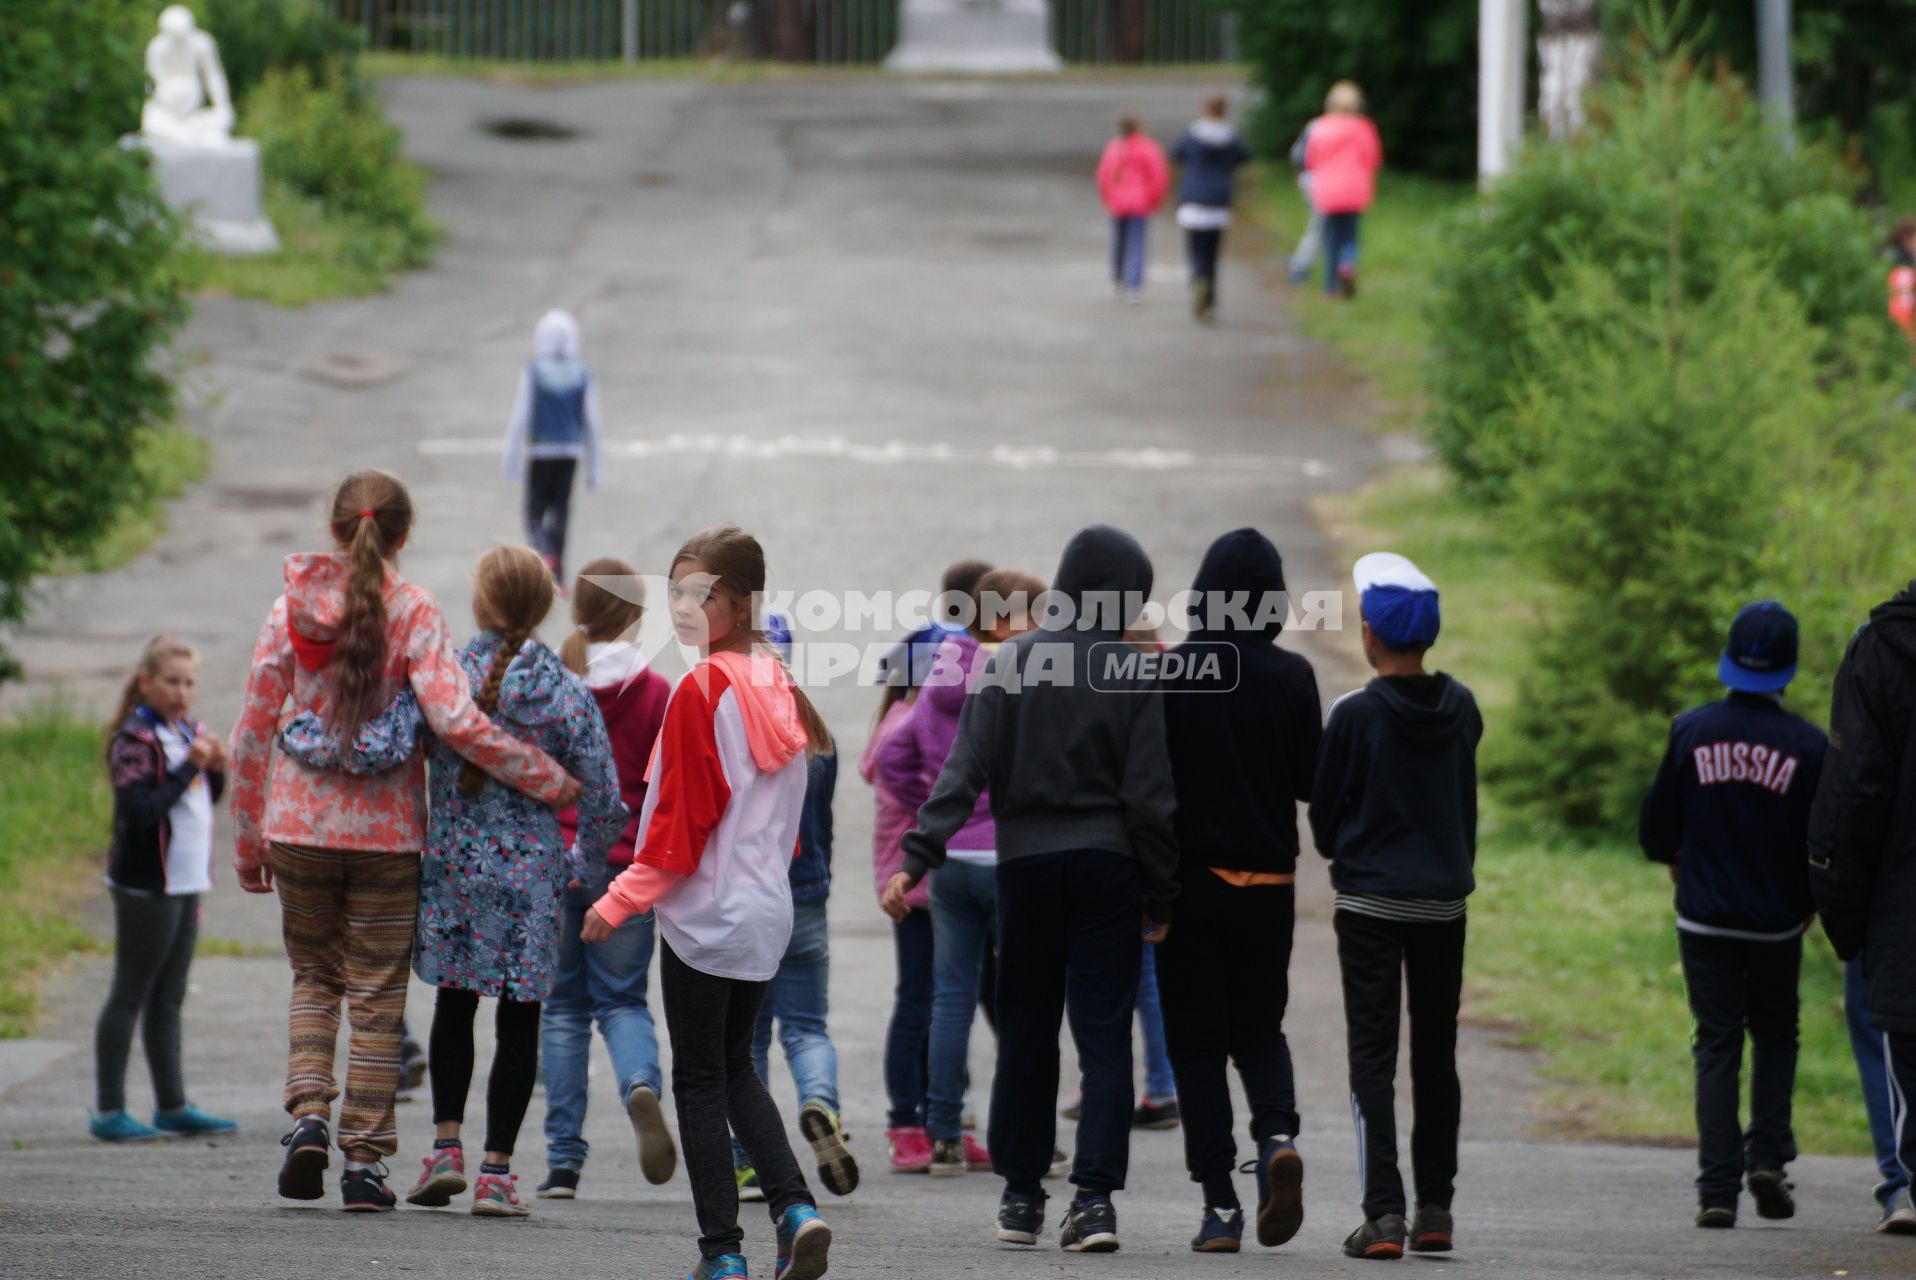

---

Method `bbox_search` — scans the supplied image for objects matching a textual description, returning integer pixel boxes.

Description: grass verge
[1283,176,1870,1153]
[1252,169,1471,431]
[0,713,109,1038]
[182,182,433,308]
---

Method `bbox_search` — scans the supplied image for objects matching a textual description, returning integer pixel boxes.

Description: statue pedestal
[885,0,1061,73]
[135,137,279,256]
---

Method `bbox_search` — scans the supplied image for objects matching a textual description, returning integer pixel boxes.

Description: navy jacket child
[1639,599,1825,1228]
[1309,552,1479,1261]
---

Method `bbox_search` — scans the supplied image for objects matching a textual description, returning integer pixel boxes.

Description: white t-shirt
[156,721,214,895]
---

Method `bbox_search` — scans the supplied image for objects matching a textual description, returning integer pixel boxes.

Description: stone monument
[885,0,1062,74]
[133,5,277,255]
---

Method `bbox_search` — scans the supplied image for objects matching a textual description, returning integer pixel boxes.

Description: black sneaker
[1747,1169,1795,1220]
[341,1163,398,1212]
[537,1168,580,1199]
[1696,1203,1737,1229]
[1132,1098,1181,1131]
[1060,1195,1120,1253]
[1342,1214,1406,1260]
[996,1189,1046,1246]
[928,1138,967,1178]
[1190,1204,1243,1253]
[1409,1204,1453,1253]
[277,1117,330,1201]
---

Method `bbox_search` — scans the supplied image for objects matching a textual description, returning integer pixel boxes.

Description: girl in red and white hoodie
[581,526,833,1280]
[227,469,579,1212]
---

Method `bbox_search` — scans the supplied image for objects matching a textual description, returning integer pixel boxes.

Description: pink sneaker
[887,1126,932,1173]
[961,1134,992,1172]
[471,1170,530,1217]
[405,1144,467,1207]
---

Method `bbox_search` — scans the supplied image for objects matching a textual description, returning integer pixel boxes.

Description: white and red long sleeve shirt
[597,657,809,982]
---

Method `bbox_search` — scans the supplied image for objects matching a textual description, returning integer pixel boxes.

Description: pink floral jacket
[228,553,569,871]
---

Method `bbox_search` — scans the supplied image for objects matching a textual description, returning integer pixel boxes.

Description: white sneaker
[627,1085,678,1186]
[1879,1190,1916,1234]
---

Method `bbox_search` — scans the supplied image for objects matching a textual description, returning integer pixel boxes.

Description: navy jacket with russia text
[1639,691,1827,936]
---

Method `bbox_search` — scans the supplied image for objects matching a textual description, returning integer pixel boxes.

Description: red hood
[283,553,397,671]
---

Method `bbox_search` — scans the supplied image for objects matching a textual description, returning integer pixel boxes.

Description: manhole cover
[483,116,581,142]
[304,350,411,388]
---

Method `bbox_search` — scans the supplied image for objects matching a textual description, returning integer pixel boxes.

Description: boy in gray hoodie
[882,524,1179,1256]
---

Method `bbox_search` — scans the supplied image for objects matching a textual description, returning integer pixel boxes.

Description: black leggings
[662,942,813,1260]
[94,888,198,1114]
[429,986,542,1156]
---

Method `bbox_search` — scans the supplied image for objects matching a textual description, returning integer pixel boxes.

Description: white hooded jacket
[502,309,605,488]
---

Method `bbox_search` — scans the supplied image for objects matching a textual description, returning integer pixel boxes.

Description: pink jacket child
[864,697,930,912]
[1097,131,1171,218]
[229,552,571,871]
[875,633,996,854]
[1305,112,1384,215]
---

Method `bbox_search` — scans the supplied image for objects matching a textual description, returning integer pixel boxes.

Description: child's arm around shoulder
[557,673,627,882]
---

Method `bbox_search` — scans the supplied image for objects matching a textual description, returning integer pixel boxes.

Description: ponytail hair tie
[358,508,375,520]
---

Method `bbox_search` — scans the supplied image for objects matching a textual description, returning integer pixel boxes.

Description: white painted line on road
[419,434,1335,478]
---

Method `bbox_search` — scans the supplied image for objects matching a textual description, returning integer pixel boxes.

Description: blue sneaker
[687,1255,748,1280]
[775,1203,831,1280]
[1247,1135,1304,1247]
[1191,1204,1243,1252]
[154,1103,237,1136]
[90,1109,164,1142]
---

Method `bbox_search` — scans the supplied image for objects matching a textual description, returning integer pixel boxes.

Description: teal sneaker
[154,1103,237,1136]
[688,1255,748,1280]
[775,1203,831,1280]
[90,1109,164,1143]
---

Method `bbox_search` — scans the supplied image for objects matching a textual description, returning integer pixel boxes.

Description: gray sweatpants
[94,887,199,1114]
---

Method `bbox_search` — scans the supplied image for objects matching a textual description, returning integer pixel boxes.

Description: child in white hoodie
[502,309,604,582]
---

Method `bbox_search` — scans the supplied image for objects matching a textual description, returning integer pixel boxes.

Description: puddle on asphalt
[481,117,581,142]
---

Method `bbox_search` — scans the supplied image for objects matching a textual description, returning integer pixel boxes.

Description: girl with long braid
[280,543,627,1217]
[230,471,582,1212]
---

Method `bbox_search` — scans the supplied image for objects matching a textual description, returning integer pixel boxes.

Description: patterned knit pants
[271,843,421,1160]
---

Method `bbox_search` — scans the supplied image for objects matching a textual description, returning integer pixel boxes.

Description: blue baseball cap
[1354,552,1441,651]
[1719,599,1797,693]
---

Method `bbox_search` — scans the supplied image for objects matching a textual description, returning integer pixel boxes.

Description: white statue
[1537,0,1602,140]
[141,6,235,147]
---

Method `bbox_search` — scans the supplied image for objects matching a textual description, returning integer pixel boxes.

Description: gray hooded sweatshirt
[900,524,1181,921]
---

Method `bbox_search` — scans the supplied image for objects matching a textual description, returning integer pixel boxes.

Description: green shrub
[1425,43,1895,501]
[246,66,437,268]
[1495,259,1836,830]
[0,0,188,681]
[192,0,363,108]
[1238,0,1479,179]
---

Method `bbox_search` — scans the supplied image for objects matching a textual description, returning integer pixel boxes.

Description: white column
[1478,0,1528,183]
[622,0,639,61]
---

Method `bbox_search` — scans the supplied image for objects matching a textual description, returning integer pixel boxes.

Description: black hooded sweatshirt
[1809,587,1916,1032]
[1310,672,1482,901]
[901,524,1181,922]
[1162,528,1323,876]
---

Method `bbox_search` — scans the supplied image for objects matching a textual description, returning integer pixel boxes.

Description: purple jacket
[877,632,997,852]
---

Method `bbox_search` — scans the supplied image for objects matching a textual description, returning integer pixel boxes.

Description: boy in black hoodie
[1310,552,1481,1262]
[1159,528,1319,1254]
[882,524,1179,1256]
[1640,600,1826,1230]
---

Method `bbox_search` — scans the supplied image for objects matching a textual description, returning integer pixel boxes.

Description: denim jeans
[1136,942,1177,1101]
[1322,211,1361,294]
[734,902,839,1166]
[886,908,935,1128]
[927,860,996,1141]
[1847,957,1908,1201]
[1111,215,1148,291]
[542,882,663,1172]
